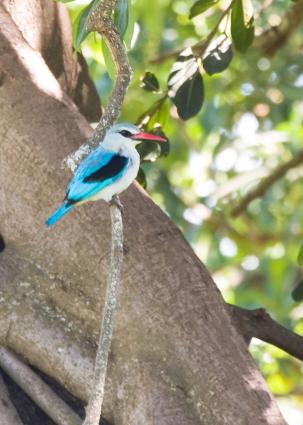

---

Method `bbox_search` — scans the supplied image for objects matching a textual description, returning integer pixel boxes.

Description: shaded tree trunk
[0,2,286,424]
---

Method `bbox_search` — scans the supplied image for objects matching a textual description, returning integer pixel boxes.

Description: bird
[45,123,167,227]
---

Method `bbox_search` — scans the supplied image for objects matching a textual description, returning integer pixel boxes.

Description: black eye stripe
[119,129,132,137]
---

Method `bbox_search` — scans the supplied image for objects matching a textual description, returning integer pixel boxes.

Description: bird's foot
[109,195,124,215]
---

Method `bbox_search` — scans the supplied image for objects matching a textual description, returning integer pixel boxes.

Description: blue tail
[45,201,73,227]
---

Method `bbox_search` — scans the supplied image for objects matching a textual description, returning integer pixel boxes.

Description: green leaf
[140,72,160,92]
[54,0,75,3]
[203,37,233,75]
[148,99,169,130]
[136,126,168,162]
[173,72,204,120]
[231,0,255,53]
[292,280,303,301]
[136,167,147,189]
[297,244,303,265]
[157,129,170,157]
[189,0,219,18]
[102,39,116,80]
[168,49,204,120]
[137,140,161,162]
[114,0,129,39]
[73,1,96,51]
[123,3,135,49]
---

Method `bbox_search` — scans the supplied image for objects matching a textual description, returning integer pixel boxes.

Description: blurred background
[67,0,303,423]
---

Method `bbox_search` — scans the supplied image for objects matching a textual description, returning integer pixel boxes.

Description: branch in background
[151,0,303,65]
[0,372,23,425]
[0,347,82,425]
[231,150,303,218]
[150,0,234,65]
[227,304,303,362]
[65,0,132,172]
[253,0,303,56]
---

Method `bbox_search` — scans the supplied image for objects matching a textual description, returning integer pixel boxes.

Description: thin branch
[253,0,303,56]
[227,304,303,361]
[150,1,235,64]
[0,347,82,425]
[62,1,129,424]
[151,0,303,65]
[83,200,123,425]
[0,372,23,425]
[65,0,132,172]
[231,150,303,218]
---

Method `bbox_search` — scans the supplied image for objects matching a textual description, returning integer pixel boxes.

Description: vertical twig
[63,2,131,423]
[83,201,123,425]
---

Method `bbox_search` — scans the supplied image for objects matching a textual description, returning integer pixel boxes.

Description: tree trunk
[0,2,287,424]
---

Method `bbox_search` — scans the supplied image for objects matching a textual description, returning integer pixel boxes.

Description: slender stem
[62,1,130,423]
[150,0,235,64]
[191,0,235,58]
[83,200,123,425]
[231,149,303,217]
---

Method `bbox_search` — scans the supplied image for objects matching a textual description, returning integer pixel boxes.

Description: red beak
[131,131,167,143]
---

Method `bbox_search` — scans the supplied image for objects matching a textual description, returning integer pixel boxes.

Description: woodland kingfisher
[45,123,167,226]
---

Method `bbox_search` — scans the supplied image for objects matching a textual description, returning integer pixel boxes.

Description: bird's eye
[119,129,132,137]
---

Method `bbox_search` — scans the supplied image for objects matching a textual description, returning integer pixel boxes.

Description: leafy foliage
[231,0,255,53]
[140,72,160,92]
[72,1,96,51]
[189,0,219,18]
[114,0,130,39]
[203,37,233,75]
[168,49,204,120]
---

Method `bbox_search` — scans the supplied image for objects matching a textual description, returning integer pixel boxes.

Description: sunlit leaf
[231,0,255,53]
[123,4,136,49]
[73,1,96,51]
[189,0,219,18]
[168,48,204,120]
[114,0,129,39]
[54,0,75,3]
[203,37,233,75]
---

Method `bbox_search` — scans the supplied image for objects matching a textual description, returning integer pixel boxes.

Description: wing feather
[66,147,129,203]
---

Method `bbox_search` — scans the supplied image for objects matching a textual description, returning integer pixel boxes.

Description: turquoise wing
[66,147,129,203]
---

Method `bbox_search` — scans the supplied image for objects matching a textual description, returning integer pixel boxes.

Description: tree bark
[0,2,287,424]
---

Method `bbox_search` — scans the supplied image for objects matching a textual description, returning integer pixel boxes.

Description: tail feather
[45,201,73,227]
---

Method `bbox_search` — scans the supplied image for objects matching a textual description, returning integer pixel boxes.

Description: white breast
[89,146,140,203]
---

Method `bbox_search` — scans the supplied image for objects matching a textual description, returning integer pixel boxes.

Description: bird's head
[103,123,167,151]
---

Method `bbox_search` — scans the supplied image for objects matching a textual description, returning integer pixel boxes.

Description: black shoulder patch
[83,155,128,183]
